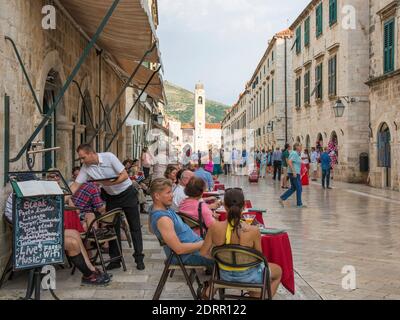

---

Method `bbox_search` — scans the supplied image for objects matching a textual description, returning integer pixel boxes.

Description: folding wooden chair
[82,208,127,273]
[209,244,272,300]
[152,238,207,300]
[177,210,208,239]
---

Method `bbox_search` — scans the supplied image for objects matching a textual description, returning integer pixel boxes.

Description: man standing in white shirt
[310,147,319,181]
[70,144,144,271]
[231,148,239,175]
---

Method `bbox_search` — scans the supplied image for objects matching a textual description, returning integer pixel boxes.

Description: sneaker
[327,187,333,189]
[297,205,307,208]
[136,261,145,270]
[95,268,113,280]
[81,272,110,286]
[278,199,285,208]
[105,262,121,271]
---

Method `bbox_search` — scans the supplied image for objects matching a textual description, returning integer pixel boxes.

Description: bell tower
[194,82,206,152]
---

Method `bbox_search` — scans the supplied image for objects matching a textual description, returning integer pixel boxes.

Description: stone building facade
[367,0,400,190]
[248,29,293,152]
[221,89,249,159]
[0,0,162,276]
[290,0,370,183]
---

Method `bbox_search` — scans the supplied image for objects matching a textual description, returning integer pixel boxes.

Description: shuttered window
[304,70,310,104]
[304,17,310,47]
[384,19,395,74]
[295,76,301,108]
[316,3,323,37]
[328,55,337,96]
[296,26,302,54]
[315,63,323,100]
[329,0,337,26]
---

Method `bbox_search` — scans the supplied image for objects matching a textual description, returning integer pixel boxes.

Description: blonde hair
[150,178,172,197]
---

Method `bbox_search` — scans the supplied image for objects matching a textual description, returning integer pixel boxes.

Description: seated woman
[178,177,220,236]
[164,164,178,189]
[200,188,282,298]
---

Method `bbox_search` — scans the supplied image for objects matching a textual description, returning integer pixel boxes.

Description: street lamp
[266,121,274,133]
[333,96,355,118]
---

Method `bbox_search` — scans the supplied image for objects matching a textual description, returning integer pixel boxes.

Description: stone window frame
[377,1,398,75]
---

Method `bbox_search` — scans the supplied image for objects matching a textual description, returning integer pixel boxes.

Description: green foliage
[164,81,229,123]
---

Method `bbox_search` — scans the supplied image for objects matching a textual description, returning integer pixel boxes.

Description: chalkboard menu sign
[13,195,64,270]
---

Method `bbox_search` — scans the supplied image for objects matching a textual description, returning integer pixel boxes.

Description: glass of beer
[242,214,256,225]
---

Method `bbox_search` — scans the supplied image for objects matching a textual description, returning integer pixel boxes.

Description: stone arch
[36,50,68,119]
[316,133,324,151]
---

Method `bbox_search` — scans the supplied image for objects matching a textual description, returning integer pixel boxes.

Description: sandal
[200,281,210,300]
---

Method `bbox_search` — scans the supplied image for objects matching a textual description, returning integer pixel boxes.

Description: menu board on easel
[10,178,65,271]
[12,195,64,270]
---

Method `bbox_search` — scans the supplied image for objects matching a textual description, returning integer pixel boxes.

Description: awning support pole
[5,36,43,115]
[87,42,157,145]
[72,80,96,129]
[105,66,161,152]
[9,0,121,163]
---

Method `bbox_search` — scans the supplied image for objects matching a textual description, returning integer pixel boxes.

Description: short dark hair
[76,143,95,154]
[184,177,206,198]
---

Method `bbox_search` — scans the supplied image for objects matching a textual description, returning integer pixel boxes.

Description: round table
[217,210,265,226]
[261,232,295,294]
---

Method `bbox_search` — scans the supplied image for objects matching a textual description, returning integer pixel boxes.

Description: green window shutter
[384,19,395,74]
[296,26,301,53]
[272,79,274,103]
[304,17,310,46]
[304,71,310,104]
[316,3,323,37]
[329,0,337,26]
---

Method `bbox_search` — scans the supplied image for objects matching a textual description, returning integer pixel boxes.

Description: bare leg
[269,263,282,297]
[65,229,96,272]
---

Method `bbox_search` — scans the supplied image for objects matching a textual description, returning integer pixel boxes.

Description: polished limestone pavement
[1,174,399,300]
[222,174,400,300]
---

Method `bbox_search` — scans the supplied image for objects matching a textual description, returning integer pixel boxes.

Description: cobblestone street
[1,175,399,300]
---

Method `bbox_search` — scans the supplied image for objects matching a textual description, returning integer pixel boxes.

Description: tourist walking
[321,147,332,189]
[272,147,282,181]
[141,147,153,179]
[231,148,239,175]
[310,147,319,181]
[279,143,306,208]
[259,149,267,178]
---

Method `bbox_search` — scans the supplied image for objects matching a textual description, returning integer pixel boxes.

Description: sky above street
[158,0,310,106]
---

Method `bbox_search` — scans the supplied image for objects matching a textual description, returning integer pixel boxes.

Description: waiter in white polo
[69,144,145,271]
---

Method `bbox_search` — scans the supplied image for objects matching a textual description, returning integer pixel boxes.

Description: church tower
[194,82,206,152]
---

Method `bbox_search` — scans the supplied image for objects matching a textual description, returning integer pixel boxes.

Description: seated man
[194,164,214,191]
[52,168,105,231]
[149,178,214,267]
[4,191,109,286]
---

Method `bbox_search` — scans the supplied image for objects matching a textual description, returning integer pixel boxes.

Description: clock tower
[194,82,206,152]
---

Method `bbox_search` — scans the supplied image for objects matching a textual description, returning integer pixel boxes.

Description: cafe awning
[60,0,165,101]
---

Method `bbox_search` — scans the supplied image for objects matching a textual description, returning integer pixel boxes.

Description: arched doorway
[377,123,391,188]
[329,131,339,169]
[316,133,323,152]
[80,90,95,147]
[42,69,63,170]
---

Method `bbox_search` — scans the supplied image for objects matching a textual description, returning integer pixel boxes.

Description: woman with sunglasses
[200,188,282,298]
